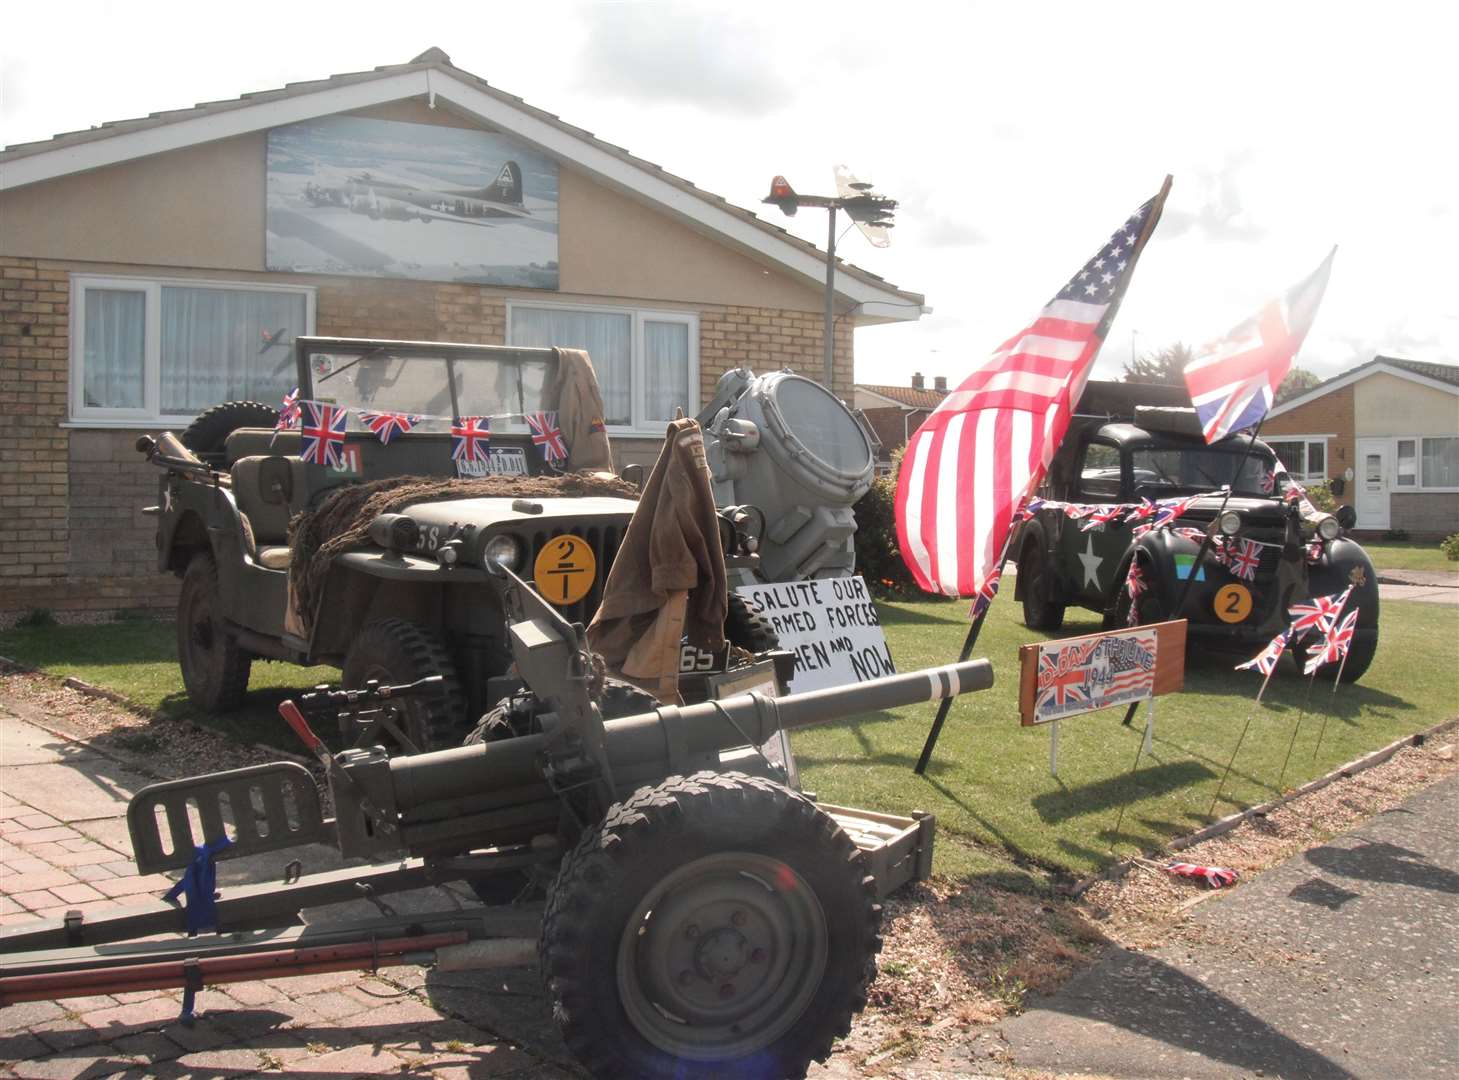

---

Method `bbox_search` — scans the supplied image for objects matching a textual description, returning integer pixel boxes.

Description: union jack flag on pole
[1288,585,1352,640]
[451,417,492,463]
[299,402,347,468]
[1236,627,1291,676]
[896,179,1171,597]
[1305,607,1359,675]
[358,411,422,446]
[1183,248,1335,443]
[526,411,569,464]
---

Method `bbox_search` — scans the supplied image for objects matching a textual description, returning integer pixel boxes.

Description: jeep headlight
[1316,515,1341,542]
[1217,510,1243,537]
[482,534,522,570]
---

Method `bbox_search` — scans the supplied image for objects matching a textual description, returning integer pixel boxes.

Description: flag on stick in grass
[895,179,1171,597]
[1288,585,1352,641]
[1183,248,1336,443]
[1304,607,1359,675]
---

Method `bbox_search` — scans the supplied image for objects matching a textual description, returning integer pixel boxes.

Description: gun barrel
[387,660,993,816]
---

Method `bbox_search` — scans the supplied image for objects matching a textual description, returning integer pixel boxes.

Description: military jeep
[1014,384,1378,682]
[140,336,773,750]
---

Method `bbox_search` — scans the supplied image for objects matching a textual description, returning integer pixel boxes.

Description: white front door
[1355,438,1390,530]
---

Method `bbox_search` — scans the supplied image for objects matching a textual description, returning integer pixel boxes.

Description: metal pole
[824,204,837,389]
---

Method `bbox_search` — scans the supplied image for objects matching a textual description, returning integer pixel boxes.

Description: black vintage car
[1013,384,1378,682]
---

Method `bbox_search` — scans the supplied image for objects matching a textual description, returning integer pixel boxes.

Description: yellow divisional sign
[1213,583,1253,623]
[534,535,596,605]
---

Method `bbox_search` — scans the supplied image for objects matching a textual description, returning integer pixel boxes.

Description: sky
[4,0,1456,389]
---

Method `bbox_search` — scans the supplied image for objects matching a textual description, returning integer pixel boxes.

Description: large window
[507,303,696,432]
[1265,436,1328,482]
[71,276,314,424]
[1399,436,1459,490]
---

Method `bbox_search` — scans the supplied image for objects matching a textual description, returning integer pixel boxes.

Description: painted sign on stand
[733,576,894,693]
[1018,620,1186,726]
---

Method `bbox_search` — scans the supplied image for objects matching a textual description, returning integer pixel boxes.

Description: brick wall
[1264,385,1355,505]
[0,268,853,621]
[1390,493,1459,539]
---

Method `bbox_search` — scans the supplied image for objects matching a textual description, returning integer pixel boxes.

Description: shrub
[16,608,56,628]
[1442,533,1459,562]
[853,447,927,598]
[1302,481,1338,513]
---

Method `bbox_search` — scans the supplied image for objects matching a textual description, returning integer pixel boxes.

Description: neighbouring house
[853,373,948,474]
[1265,356,1459,538]
[0,47,926,621]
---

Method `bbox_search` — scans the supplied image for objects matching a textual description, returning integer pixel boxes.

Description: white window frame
[505,299,698,435]
[1392,435,1459,493]
[69,273,316,427]
[1264,434,1331,482]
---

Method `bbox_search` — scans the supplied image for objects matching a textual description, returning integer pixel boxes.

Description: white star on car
[1079,535,1104,588]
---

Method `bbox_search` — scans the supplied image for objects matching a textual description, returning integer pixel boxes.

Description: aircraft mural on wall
[299,160,529,226]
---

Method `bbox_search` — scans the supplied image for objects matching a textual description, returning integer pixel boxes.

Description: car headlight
[1316,515,1341,541]
[1217,510,1243,537]
[482,534,522,570]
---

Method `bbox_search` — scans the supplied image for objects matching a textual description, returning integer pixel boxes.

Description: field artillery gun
[0,562,993,1079]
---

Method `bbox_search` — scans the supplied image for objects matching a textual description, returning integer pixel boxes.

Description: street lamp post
[763,172,897,389]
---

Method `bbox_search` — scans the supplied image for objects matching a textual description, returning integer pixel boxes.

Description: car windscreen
[306,348,550,432]
[1130,446,1276,496]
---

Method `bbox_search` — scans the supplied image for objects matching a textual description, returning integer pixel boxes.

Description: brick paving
[0,697,584,1079]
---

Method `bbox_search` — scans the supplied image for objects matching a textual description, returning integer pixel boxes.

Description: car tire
[177,552,253,713]
[1290,628,1377,684]
[341,618,467,753]
[725,593,780,652]
[541,771,881,1079]
[1019,542,1066,631]
[463,678,661,906]
[179,401,280,467]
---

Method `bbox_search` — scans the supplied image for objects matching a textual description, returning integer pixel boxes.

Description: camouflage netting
[286,474,638,635]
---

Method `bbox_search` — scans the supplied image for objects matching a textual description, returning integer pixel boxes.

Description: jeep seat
[231,455,306,569]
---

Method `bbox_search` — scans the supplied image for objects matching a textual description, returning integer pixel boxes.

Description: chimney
[911,372,925,390]
[933,375,947,392]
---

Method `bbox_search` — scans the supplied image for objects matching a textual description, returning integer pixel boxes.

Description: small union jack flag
[1305,607,1359,675]
[1236,627,1290,675]
[1164,862,1237,889]
[1151,494,1202,530]
[1306,539,1325,565]
[358,410,422,446]
[1037,650,1090,712]
[971,565,1002,619]
[451,417,491,463]
[1260,469,1276,494]
[1288,586,1351,640]
[526,411,569,464]
[1020,498,1046,521]
[1079,504,1126,532]
[276,388,301,431]
[1228,539,1262,581]
[299,402,347,468]
[1124,560,1147,626]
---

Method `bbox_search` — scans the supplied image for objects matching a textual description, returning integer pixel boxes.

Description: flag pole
[1206,661,1278,819]
[1310,638,1354,764]
[1277,666,1319,789]
[913,531,1013,775]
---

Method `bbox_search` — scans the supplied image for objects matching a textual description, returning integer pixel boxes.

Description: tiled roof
[855,384,947,409]
[1372,355,1459,387]
[1,48,922,307]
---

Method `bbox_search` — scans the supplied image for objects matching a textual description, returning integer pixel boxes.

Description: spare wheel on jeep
[724,593,779,653]
[342,618,468,753]
[180,401,279,467]
[178,552,253,712]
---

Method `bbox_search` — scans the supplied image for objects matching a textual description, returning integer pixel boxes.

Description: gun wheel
[542,771,880,1079]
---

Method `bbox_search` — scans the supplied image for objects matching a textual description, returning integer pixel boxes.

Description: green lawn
[1361,540,1458,575]
[3,598,1455,882]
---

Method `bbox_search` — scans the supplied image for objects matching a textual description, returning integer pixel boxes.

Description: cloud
[1161,153,1266,242]
[569,8,794,116]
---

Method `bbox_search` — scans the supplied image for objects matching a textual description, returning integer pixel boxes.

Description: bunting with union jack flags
[450,417,492,464]
[357,411,423,446]
[896,180,1171,599]
[1183,249,1335,443]
[526,411,569,464]
[299,402,347,468]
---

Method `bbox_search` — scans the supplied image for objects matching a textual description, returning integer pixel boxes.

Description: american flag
[1288,585,1351,640]
[1228,538,1262,581]
[451,416,491,463]
[299,402,347,468]
[896,181,1170,597]
[526,411,569,464]
[1183,248,1335,443]
[1236,627,1290,675]
[358,410,422,445]
[1305,607,1359,675]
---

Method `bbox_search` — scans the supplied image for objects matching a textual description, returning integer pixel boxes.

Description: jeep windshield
[1130,444,1277,497]
[301,340,553,434]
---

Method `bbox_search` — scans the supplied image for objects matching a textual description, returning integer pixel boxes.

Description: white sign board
[733,576,895,693]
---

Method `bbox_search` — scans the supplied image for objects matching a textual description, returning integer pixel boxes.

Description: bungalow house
[853,373,948,473]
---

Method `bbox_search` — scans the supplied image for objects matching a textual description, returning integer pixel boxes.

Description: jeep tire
[541,771,881,1079]
[180,401,280,466]
[177,552,253,712]
[724,592,780,652]
[1019,541,1066,631]
[342,618,467,753]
